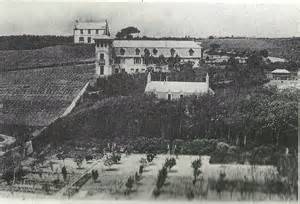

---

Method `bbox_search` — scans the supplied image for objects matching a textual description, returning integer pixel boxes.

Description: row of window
[99,65,145,75]
[119,48,195,56]
[79,37,92,43]
[78,29,104,35]
[96,42,109,48]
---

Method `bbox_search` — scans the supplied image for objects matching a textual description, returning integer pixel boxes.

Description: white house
[74,20,110,44]
[144,72,213,100]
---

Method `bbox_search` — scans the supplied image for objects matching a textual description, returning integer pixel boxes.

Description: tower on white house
[94,36,114,77]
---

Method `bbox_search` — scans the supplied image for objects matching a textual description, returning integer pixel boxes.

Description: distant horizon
[0,3,299,38]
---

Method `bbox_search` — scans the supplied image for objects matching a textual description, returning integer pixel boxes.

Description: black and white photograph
[0,0,299,203]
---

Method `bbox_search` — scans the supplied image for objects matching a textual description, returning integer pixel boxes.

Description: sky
[0,1,299,38]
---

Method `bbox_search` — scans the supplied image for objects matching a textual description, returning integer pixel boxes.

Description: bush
[139,165,144,174]
[146,153,155,162]
[92,170,99,182]
[191,158,202,185]
[61,166,67,181]
[164,158,176,170]
[152,187,160,198]
[180,139,218,155]
[125,176,134,194]
[85,155,93,161]
[185,188,195,200]
[129,137,169,153]
[111,152,121,164]
[156,167,168,189]
[74,155,84,169]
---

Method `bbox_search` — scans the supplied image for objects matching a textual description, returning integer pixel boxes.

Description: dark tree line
[0,35,73,50]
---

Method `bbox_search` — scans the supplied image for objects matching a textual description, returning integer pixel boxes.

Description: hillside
[0,64,95,134]
[201,38,300,62]
[0,44,95,71]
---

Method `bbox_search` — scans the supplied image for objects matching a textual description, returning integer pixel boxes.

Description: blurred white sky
[0,1,299,37]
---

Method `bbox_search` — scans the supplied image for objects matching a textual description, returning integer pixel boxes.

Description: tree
[210,43,220,50]
[156,167,168,189]
[116,27,140,39]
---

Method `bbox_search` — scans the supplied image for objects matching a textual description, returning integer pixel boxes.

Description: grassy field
[0,44,94,71]
[0,154,295,201]
[0,64,95,128]
[201,38,300,62]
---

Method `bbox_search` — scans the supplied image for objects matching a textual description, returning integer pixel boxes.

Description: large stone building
[73,20,110,44]
[93,24,202,77]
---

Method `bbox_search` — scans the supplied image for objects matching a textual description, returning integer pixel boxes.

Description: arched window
[170,48,175,56]
[153,48,158,55]
[120,48,125,55]
[135,48,140,55]
[189,48,194,56]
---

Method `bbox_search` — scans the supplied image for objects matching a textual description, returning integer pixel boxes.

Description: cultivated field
[0,154,295,201]
[0,64,95,127]
[0,44,94,71]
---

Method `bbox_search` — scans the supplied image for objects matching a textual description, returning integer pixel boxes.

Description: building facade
[74,20,110,44]
[144,72,213,100]
[94,37,203,77]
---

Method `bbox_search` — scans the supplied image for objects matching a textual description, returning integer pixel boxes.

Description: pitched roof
[271,69,290,74]
[145,81,208,94]
[75,21,107,29]
[113,40,201,49]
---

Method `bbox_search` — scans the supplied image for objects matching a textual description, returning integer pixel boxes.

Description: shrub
[156,167,168,189]
[61,166,67,181]
[140,158,147,166]
[146,153,155,163]
[185,188,195,200]
[139,165,144,174]
[111,152,121,164]
[152,187,160,198]
[92,170,99,182]
[164,158,176,170]
[125,176,134,194]
[180,139,218,155]
[129,137,169,153]
[42,183,51,194]
[74,155,84,169]
[135,172,140,182]
[85,155,93,161]
[191,158,202,185]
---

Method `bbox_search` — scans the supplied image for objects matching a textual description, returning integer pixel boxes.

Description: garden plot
[75,154,295,201]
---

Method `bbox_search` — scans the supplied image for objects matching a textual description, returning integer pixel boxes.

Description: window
[100,53,104,60]
[115,57,120,64]
[87,37,91,43]
[88,29,91,34]
[168,94,172,101]
[134,57,141,64]
[115,69,119,74]
[120,48,125,55]
[79,37,84,42]
[80,29,83,34]
[180,94,183,99]
[153,48,158,55]
[135,69,139,73]
[189,48,194,56]
[170,48,175,56]
[100,66,104,75]
[144,48,150,55]
[101,42,104,47]
[135,48,140,55]
[131,68,134,72]
[96,29,99,34]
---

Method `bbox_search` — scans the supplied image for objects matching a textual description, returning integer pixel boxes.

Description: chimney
[206,73,209,91]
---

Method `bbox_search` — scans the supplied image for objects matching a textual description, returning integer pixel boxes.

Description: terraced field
[0,64,95,127]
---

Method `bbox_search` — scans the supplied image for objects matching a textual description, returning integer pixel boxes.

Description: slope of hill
[0,44,95,71]
[0,64,95,130]
[201,38,300,62]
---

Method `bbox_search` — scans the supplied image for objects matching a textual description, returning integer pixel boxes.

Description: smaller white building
[74,20,110,44]
[145,73,213,100]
